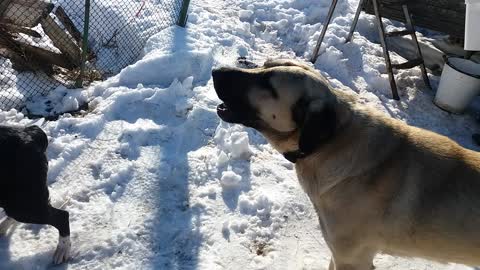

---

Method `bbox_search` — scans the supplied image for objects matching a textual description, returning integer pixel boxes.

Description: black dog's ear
[297,99,336,155]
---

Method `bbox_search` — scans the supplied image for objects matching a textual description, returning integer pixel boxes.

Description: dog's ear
[295,98,336,155]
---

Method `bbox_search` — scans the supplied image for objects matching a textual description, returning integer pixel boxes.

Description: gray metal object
[372,0,400,100]
[402,4,431,89]
[75,0,91,88]
[310,0,338,63]
[346,0,366,43]
[177,0,191,27]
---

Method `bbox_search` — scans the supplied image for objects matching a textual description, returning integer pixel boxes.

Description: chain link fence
[0,0,188,112]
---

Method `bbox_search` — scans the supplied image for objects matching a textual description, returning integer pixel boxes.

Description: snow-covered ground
[0,0,181,111]
[0,0,479,269]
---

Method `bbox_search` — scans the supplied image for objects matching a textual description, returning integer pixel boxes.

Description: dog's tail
[25,125,48,152]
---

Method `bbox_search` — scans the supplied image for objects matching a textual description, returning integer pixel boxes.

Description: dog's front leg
[48,206,71,264]
[5,205,71,264]
[327,245,375,270]
[317,213,375,270]
[328,257,374,270]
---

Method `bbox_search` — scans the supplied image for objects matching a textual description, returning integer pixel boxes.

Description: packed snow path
[0,0,479,269]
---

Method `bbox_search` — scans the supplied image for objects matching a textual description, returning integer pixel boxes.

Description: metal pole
[177,0,191,27]
[310,0,338,63]
[75,0,91,88]
[372,0,399,100]
[402,4,431,89]
[346,0,365,43]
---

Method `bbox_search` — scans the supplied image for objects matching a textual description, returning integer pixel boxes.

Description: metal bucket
[434,57,480,113]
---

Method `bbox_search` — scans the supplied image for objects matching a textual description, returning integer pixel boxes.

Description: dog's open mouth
[217,103,258,128]
[217,103,237,123]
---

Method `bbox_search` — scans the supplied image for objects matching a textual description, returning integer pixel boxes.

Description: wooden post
[76,0,90,88]
[177,0,190,27]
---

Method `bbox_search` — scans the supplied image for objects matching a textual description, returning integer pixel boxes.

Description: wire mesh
[0,0,185,112]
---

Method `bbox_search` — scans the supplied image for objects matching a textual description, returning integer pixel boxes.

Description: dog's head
[212,59,339,162]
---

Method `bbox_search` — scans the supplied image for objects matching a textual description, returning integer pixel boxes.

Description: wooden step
[392,58,423,69]
[385,30,413,37]
[380,0,414,6]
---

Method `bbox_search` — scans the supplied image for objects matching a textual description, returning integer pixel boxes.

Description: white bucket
[465,0,480,51]
[434,57,480,113]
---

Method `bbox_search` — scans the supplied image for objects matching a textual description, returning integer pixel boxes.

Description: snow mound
[221,170,243,189]
[26,86,88,117]
[215,123,253,160]
[115,26,215,88]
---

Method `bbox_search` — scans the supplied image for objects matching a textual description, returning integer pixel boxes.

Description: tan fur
[214,60,480,270]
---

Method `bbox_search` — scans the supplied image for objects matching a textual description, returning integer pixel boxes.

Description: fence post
[75,0,91,88]
[177,0,190,27]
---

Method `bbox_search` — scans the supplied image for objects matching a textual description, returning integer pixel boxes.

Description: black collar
[283,150,308,163]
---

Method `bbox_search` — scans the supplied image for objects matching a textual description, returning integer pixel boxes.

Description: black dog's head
[212,59,338,160]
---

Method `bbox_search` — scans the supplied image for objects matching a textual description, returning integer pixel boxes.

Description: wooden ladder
[349,0,431,100]
[312,0,431,100]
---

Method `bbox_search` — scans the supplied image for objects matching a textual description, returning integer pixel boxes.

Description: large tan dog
[212,59,480,270]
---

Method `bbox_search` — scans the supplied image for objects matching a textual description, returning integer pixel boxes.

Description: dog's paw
[53,236,71,264]
[0,217,15,236]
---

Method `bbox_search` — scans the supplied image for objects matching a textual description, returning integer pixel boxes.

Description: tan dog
[212,59,480,270]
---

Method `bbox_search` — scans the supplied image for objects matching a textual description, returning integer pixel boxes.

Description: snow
[26,86,89,117]
[221,171,243,189]
[215,124,253,160]
[0,0,479,269]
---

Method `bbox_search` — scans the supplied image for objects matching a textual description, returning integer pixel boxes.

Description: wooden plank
[0,22,41,37]
[364,0,465,37]
[0,0,13,18]
[1,0,54,28]
[0,47,34,72]
[424,0,465,12]
[0,36,75,70]
[0,46,54,74]
[0,46,55,75]
[54,6,96,61]
[40,15,81,66]
[54,6,82,45]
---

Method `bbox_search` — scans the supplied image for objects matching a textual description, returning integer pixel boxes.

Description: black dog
[0,125,70,264]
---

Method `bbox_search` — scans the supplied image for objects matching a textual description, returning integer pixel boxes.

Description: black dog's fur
[0,125,69,238]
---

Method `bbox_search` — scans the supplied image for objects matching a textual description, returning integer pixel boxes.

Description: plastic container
[465,0,480,50]
[434,57,480,113]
